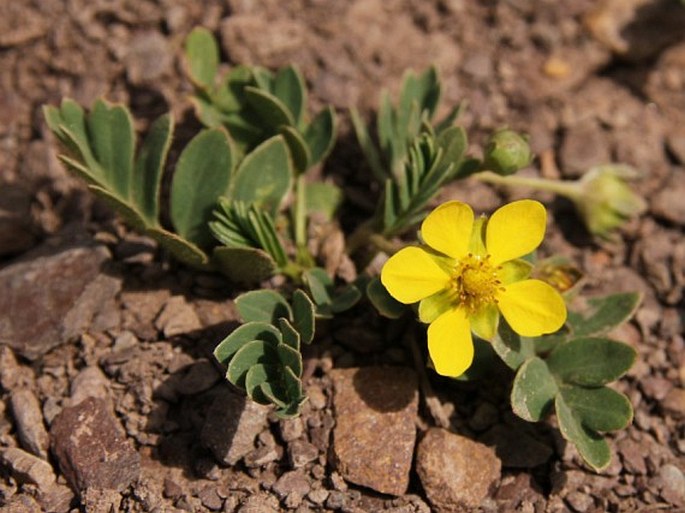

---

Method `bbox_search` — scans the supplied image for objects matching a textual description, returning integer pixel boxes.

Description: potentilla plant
[43,28,644,470]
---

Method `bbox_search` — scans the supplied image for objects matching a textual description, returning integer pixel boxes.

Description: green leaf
[560,385,633,432]
[230,135,293,215]
[146,226,210,268]
[366,277,405,319]
[245,363,283,405]
[54,100,102,174]
[214,65,254,112]
[170,128,234,248]
[437,126,468,177]
[132,113,173,225]
[399,66,440,124]
[244,86,294,129]
[291,289,315,345]
[568,293,642,338]
[88,185,146,231]
[210,199,288,267]
[491,319,536,370]
[547,337,636,386]
[304,106,336,165]
[555,393,611,472]
[280,125,310,173]
[190,95,228,128]
[511,357,559,422]
[227,339,279,388]
[278,318,301,351]
[86,99,135,198]
[305,182,343,221]
[331,285,361,313]
[273,66,306,128]
[214,322,282,365]
[350,107,386,182]
[212,246,277,284]
[184,27,219,88]
[235,289,292,324]
[277,342,303,377]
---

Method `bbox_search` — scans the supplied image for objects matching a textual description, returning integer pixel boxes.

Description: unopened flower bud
[482,129,533,176]
[575,165,647,238]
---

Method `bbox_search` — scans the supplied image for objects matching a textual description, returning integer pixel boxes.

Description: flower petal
[418,289,454,324]
[421,201,474,259]
[498,259,533,285]
[486,200,546,264]
[470,304,499,341]
[427,308,474,377]
[497,279,567,337]
[381,246,450,304]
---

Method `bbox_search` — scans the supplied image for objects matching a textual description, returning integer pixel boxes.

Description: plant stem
[474,171,582,200]
[294,174,307,249]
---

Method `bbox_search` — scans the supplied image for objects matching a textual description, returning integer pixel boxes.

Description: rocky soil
[1,1,684,512]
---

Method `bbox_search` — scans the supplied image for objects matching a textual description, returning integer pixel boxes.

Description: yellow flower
[381,200,567,377]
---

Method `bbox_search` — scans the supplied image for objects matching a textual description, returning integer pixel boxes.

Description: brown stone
[0,240,117,360]
[50,397,140,494]
[331,367,418,496]
[10,388,50,459]
[200,386,270,466]
[416,428,501,512]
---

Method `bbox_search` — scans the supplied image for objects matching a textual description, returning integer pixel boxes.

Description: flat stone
[155,295,202,338]
[661,387,685,418]
[272,470,311,504]
[655,464,685,506]
[68,366,110,406]
[237,492,280,513]
[50,397,140,494]
[38,483,75,513]
[0,447,56,491]
[288,439,319,468]
[559,119,611,177]
[201,386,270,465]
[125,31,172,85]
[416,428,501,512]
[651,171,685,226]
[331,367,418,496]
[0,240,117,360]
[10,388,50,459]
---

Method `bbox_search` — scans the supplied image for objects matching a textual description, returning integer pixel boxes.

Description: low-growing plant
[43,28,647,470]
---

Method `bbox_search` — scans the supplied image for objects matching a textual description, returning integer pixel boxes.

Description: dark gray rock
[0,239,119,360]
[200,386,270,466]
[331,367,418,496]
[416,428,501,512]
[50,397,140,494]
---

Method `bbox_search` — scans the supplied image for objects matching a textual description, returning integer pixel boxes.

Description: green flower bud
[575,165,647,238]
[482,129,533,176]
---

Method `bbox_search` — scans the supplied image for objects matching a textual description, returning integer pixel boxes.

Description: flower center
[451,253,503,313]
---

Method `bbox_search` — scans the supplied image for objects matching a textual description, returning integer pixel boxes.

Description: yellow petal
[418,289,454,324]
[497,279,567,337]
[421,201,474,259]
[381,246,450,304]
[486,200,546,264]
[470,304,499,341]
[427,308,474,377]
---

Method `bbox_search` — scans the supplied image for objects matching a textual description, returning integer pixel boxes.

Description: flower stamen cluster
[451,253,503,313]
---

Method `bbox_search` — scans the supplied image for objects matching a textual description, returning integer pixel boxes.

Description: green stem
[294,174,307,249]
[474,171,583,200]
